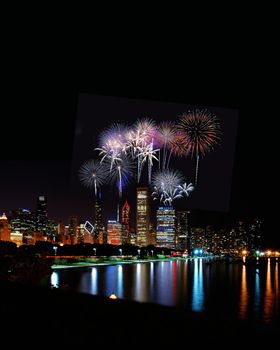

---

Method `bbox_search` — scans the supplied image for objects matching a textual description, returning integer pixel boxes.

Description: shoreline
[51,256,189,269]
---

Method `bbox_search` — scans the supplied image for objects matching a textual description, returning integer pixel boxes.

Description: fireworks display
[103,155,135,199]
[79,160,107,196]
[157,121,177,170]
[177,109,222,185]
[151,169,194,206]
[79,109,222,206]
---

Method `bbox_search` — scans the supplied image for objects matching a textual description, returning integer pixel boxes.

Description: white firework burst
[79,160,107,196]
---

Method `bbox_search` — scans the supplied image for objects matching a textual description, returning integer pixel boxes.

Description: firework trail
[157,121,177,170]
[177,182,195,196]
[124,118,158,183]
[137,141,159,184]
[79,159,107,196]
[177,109,221,185]
[103,155,135,199]
[134,117,157,147]
[95,123,127,170]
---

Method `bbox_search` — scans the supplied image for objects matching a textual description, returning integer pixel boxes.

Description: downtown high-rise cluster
[0,186,263,255]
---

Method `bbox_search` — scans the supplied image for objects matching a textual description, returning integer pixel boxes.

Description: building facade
[121,200,130,244]
[94,194,103,231]
[176,210,191,250]
[136,187,150,247]
[156,206,176,249]
[9,208,35,235]
[107,220,122,245]
[0,213,11,241]
[35,196,48,234]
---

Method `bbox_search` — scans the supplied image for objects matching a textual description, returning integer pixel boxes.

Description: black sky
[0,68,273,246]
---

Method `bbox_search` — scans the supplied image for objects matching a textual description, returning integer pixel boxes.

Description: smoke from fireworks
[177,109,221,185]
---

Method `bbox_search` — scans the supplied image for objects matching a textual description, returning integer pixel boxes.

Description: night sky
[0,72,273,246]
[70,94,238,223]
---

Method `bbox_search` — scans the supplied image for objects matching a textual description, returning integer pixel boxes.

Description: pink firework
[156,121,177,170]
[99,123,128,150]
[96,123,128,169]
[133,117,157,147]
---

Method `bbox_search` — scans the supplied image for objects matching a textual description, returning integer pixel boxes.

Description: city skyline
[1,191,264,254]
[0,87,272,245]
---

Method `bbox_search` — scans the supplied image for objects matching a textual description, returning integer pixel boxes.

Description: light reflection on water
[52,258,280,324]
[254,267,261,315]
[104,265,125,298]
[192,258,204,312]
[50,271,59,288]
[264,258,273,323]
[275,261,279,318]
[117,265,123,298]
[91,268,98,294]
[239,265,248,320]
[134,263,145,302]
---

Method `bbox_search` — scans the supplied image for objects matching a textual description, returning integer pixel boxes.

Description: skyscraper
[248,219,262,251]
[136,187,150,247]
[156,206,176,249]
[176,210,191,250]
[9,208,35,234]
[107,220,122,245]
[35,196,48,234]
[0,213,11,241]
[94,194,103,232]
[69,215,78,244]
[121,200,130,244]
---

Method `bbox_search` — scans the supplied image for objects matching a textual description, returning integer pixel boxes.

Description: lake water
[51,258,279,325]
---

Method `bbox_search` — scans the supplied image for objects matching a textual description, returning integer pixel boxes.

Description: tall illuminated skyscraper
[176,210,191,250]
[136,187,150,247]
[69,215,78,244]
[94,193,103,231]
[35,196,48,234]
[156,206,176,249]
[121,200,130,244]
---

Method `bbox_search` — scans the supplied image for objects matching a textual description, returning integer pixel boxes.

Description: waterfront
[52,257,279,325]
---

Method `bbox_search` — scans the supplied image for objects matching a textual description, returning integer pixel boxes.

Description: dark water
[51,258,280,325]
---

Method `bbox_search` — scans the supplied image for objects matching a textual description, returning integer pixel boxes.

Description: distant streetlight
[119,248,122,256]
[53,246,58,256]
[151,250,154,257]
[93,247,97,256]
[137,249,141,257]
